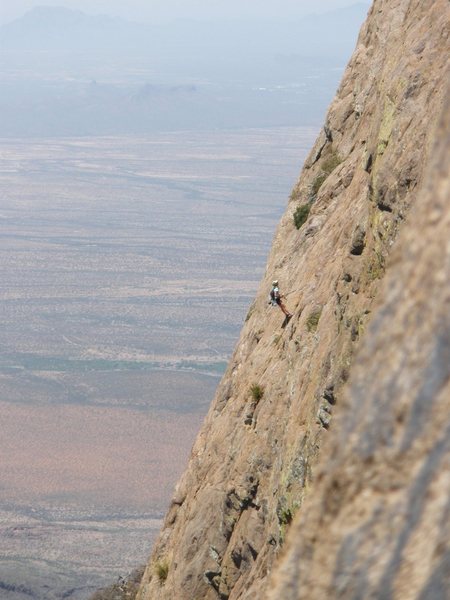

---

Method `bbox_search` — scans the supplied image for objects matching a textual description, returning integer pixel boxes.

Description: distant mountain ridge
[0,5,146,52]
[0,4,370,58]
[7,5,118,26]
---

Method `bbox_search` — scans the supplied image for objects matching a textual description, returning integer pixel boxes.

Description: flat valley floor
[0,127,316,598]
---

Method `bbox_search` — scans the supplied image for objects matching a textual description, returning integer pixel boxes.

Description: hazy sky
[0,0,369,25]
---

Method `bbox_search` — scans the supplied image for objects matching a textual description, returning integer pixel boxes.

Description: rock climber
[269,280,293,318]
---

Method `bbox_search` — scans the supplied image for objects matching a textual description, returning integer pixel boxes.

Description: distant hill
[0,3,371,136]
[0,6,149,52]
[0,4,370,60]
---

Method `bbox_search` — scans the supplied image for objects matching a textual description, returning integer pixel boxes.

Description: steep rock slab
[267,81,450,600]
[137,1,450,598]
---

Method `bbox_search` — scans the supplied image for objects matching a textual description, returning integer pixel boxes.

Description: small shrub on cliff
[250,384,264,403]
[366,250,385,281]
[278,505,294,526]
[277,500,301,544]
[306,308,323,332]
[311,173,328,198]
[289,187,301,202]
[322,152,342,174]
[293,204,311,229]
[309,151,342,200]
[155,560,169,584]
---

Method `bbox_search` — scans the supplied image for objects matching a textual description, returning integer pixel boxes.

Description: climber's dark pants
[276,299,291,316]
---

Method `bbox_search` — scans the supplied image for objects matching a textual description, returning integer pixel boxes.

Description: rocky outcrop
[137,1,450,599]
[267,83,450,600]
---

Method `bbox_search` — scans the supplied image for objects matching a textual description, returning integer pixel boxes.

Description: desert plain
[0,127,316,598]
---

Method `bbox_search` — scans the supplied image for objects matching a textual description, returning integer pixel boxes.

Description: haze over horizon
[0,0,370,25]
[0,2,369,137]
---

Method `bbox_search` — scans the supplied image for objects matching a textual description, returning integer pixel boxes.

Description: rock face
[137,1,450,599]
[267,86,450,600]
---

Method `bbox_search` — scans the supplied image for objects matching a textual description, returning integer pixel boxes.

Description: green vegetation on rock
[306,308,323,332]
[250,384,264,403]
[293,204,311,229]
[155,560,169,584]
[311,173,328,197]
[310,151,342,200]
[277,499,301,544]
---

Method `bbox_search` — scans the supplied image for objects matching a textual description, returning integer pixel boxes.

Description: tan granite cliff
[267,84,450,600]
[137,1,450,598]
